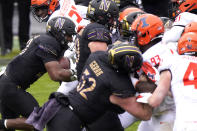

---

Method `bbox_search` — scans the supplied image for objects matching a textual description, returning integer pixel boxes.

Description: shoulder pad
[37,34,61,56]
[82,23,112,45]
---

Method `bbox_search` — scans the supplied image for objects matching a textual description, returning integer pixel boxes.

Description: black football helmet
[86,0,119,29]
[120,11,145,38]
[108,43,143,73]
[46,16,77,48]
[113,0,139,11]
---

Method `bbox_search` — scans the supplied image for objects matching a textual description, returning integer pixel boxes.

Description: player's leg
[47,106,83,131]
[137,120,153,131]
[118,111,138,128]
[138,110,175,131]
[152,110,175,131]
[86,111,124,131]
[17,0,31,50]
[2,86,39,117]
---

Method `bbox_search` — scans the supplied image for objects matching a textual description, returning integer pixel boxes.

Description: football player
[73,0,125,130]
[0,16,77,130]
[27,44,152,131]
[111,6,146,129]
[128,13,176,131]
[148,31,197,131]
[31,0,89,30]
[162,0,197,45]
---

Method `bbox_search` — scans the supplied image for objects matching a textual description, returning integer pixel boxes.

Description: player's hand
[69,57,77,81]
[136,92,152,103]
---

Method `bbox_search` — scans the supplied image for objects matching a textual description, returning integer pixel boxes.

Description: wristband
[4,119,7,129]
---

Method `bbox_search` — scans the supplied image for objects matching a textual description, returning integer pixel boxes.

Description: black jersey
[75,23,112,79]
[5,34,65,89]
[68,51,136,124]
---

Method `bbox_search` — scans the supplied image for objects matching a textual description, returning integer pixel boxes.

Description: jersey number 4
[183,62,197,89]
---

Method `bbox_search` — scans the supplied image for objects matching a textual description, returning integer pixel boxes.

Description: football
[135,73,157,93]
[59,56,70,69]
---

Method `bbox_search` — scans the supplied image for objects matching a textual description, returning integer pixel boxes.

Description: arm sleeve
[158,55,174,73]
[111,74,136,98]
[35,48,58,63]
[35,38,61,63]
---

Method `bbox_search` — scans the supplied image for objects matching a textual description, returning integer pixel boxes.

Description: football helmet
[131,14,164,46]
[184,22,197,34]
[169,0,197,18]
[108,43,143,73]
[86,0,119,29]
[120,11,145,37]
[119,7,143,22]
[178,32,197,55]
[31,0,59,22]
[46,16,77,48]
[112,0,139,11]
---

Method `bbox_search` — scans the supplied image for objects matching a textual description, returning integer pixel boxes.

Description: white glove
[0,66,6,76]
[68,55,77,81]
[57,80,79,95]
[136,92,152,103]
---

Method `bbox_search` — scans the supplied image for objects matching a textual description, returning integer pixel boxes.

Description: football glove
[136,92,152,104]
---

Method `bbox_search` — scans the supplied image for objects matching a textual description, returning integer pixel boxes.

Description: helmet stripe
[113,46,141,54]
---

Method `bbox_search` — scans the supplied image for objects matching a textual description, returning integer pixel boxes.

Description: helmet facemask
[31,5,49,22]
[87,0,119,30]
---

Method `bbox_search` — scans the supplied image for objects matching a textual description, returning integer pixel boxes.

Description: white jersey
[48,0,90,30]
[162,12,197,44]
[143,41,175,114]
[137,41,176,131]
[143,41,176,67]
[159,55,197,131]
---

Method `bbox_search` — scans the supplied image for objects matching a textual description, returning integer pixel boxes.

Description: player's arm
[148,70,172,107]
[110,95,153,121]
[0,118,33,130]
[36,40,74,82]
[45,59,73,82]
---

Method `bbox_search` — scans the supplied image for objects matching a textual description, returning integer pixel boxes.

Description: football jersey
[158,55,197,130]
[142,41,175,115]
[5,34,65,89]
[68,51,135,124]
[75,23,111,79]
[142,42,175,67]
[162,12,197,44]
[48,0,89,30]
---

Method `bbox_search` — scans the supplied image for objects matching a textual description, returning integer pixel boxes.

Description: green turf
[0,36,140,131]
